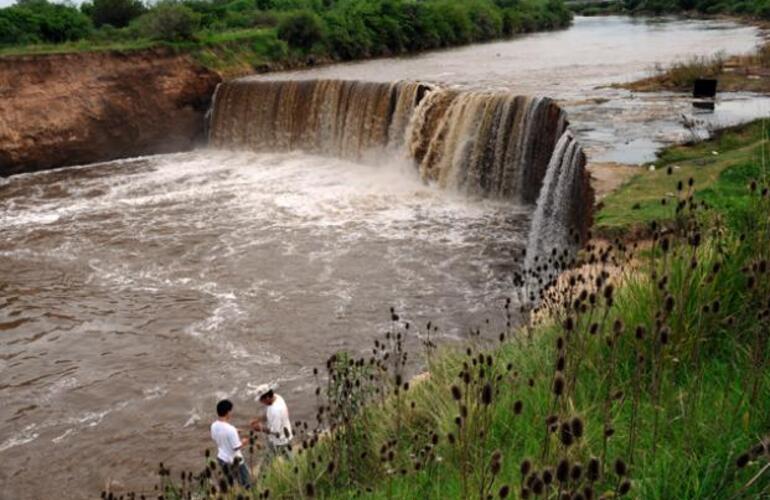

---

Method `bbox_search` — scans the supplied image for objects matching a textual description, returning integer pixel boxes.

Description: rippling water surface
[0,152,528,497]
[1,15,768,499]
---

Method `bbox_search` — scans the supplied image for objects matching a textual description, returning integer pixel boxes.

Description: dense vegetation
[0,0,572,73]
[128,123,770,499]
[572,0,770,19]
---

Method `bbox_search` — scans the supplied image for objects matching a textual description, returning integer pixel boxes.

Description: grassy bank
[617,45,770,94]
[596,119,770,237]
[570,0,770,19]
[132,128,770,499]
[0,0,572,76]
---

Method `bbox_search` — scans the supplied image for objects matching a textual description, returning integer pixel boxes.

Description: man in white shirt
[210,399,251,489]
[251,388,293,459]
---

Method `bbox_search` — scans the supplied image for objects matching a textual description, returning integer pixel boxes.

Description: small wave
[0,424,39,453]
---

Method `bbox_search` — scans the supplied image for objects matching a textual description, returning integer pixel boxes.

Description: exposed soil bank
[0,49,221,176]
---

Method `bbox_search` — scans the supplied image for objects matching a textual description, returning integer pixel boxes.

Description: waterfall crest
[208,78,593,256]
[525,130,590,268]
[208,80,429,159]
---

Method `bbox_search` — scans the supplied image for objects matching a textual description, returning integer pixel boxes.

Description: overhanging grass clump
[130,154,769,499]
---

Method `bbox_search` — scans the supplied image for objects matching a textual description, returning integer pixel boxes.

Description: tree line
[0,0,571,59]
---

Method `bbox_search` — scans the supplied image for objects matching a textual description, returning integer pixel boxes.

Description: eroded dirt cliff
[0,49,221,176]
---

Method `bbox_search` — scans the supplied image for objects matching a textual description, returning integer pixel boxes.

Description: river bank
[2,15,769,500]
[137,120,770,498]
[0,48,220,176]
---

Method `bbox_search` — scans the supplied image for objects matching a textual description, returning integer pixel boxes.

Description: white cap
[249,382,277,401]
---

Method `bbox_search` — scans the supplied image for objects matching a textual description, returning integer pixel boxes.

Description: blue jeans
[218,458,251,489]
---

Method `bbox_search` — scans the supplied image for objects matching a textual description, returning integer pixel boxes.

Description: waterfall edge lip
[208,78,594,270]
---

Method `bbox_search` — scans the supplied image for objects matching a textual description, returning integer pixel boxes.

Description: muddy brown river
[1,15,768,499]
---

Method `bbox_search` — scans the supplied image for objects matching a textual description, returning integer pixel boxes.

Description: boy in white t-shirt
[210,399,251,489]
[250,388,293,459]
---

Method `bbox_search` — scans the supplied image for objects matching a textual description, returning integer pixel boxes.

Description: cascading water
[208,80,431,159]
[208,78,592,263]
[525,130,590,271]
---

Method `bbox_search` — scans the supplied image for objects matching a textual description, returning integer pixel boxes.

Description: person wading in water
[250,385,293,460]
[210,399,252,489]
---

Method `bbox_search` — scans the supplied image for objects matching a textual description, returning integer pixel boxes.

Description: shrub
[84,0,146,28]
[262,36,289,59]
[134,1,200,40]
[0,0,92,44]
[277,9,324,50]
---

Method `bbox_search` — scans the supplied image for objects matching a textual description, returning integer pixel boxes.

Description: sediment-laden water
[0,15,766,499]
[266,15,769,163]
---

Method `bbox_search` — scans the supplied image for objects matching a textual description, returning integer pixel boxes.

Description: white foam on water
[0,424,40,452]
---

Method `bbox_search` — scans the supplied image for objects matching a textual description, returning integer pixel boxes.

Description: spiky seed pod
[571,417,584,439]
[553,374,565,397]
[659,327,670,346]
[451,385,462,401]
[664,295,675,313]
[514,400,524,415]
[542,468,553,485]
[448,433,456,445]
[736,453,750,468]
[556,459,570,483]
[520,459,532,478]
[571,463,583,481]
[583,486,594,500]
[482,383,493,405]
[556,355,566,372]
[589,323,599,335]
[532,478,545,495]
[613,319,624,334]
[614,459,627,477]
[557,337,565,349]
[499,485,510,499]
[751,442,766,457]
[604,427,615,438]
[587,457,600,481]
[521,487,531,499]
[635,325,646,340]
[618,480,631,496]
[560,422,575,447]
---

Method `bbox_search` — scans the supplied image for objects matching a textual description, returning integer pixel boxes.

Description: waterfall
[208,78,593,260]
[525,130,589,271]
[208,79,429,159]
[407,90,566,203]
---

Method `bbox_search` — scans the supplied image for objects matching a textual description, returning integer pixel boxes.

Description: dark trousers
[218,458,251,489]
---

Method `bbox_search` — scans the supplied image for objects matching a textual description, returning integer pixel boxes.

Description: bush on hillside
[276,9,324,50]
[134,1,200,41]
[81,0,146,28]
[0,0,92,44]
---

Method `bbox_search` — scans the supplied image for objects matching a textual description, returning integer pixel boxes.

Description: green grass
[254,177,769,499]
[144,143,770,499]
[1,0,573,75]
[0,38,157,56]
[596,120,770,237]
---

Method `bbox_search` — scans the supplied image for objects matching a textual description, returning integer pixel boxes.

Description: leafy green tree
[84,0,146,28]
[133,1,200,40]
[277,9,324,49]
[0,0,91,44]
